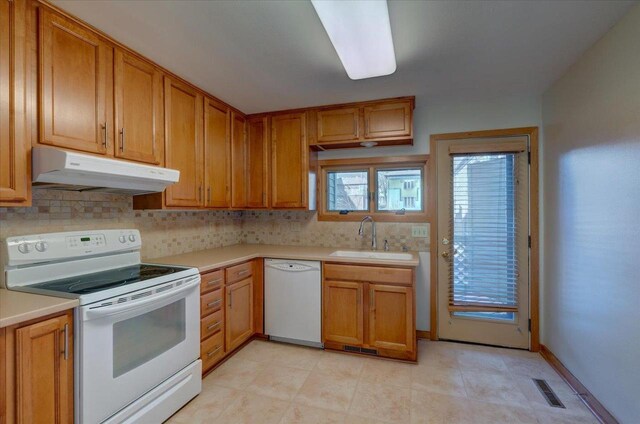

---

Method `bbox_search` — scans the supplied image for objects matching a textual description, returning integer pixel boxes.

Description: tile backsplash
[0,190,429,260]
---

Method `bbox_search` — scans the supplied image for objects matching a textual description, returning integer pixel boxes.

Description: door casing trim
[429,127,540,351]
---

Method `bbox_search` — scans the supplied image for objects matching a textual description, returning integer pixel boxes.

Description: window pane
[376,168,422,211]
[326,170,368,211]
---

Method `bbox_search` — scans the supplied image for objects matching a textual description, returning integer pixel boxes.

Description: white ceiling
[52,0,636,114]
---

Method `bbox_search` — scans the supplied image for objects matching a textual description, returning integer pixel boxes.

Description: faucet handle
[384,239,389,251]
[401,244,409,252]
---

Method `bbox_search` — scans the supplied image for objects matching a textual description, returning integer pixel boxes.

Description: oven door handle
[85,277,200,319]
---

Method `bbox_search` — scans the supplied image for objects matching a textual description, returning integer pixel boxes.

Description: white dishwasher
[264,258,322,348]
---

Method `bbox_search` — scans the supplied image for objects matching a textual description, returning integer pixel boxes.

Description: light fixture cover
[311,0,396,80]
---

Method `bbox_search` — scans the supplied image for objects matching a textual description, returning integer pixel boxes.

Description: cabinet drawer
[324,263,413,285]
[201,269,224,295]
[201,288,223,317]
[201,310,223,341]
[201,331,224,371]
[225,261,252,284]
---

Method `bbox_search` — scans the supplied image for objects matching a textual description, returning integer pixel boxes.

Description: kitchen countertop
[149,244,420,273]
[0,289,78,328]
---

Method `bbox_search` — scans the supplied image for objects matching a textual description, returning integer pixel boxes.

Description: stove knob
[35,241,48,252]
[128,234,136,242]
[119,235,126,243]
[18,243,32,254]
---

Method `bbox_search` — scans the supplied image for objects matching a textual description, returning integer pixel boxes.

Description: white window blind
[448,152,524,312]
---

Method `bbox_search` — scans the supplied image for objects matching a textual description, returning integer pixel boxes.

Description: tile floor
[166,339,598,424]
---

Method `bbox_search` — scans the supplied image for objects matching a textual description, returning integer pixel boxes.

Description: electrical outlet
[411,225,429,238]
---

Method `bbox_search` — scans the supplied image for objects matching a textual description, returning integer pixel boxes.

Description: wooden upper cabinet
[225,277,254,352]
[15,312,73,423]
[0,0,29,206]
[322,280,364,346]
[114,50,163,164]
[246,116,269,208]
[368,283,414,352]
[204,98,231,208]
[39,8,113,155]
[230,112,247,208]
[316,107,360,143]
[364,100,412,140]
[271,112,308,209]
[164,77,203,207]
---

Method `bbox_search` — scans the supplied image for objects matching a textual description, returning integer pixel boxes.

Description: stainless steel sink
[329,250,413,260]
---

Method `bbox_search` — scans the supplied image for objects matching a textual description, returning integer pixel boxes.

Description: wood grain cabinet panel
[204,98,232,208]
[369,284,414,352]
[246,116,269,208]
[114,50,163,164]
[164,77,203,207]
[271,112,308,208]
[39,8,113,155]
[316,107,360,142]
[225,277,253,352]
[230,112,247,208]
[363,101,412,140]
[322,280,364,345]
[0,0,29,206]
[15,311,73,423]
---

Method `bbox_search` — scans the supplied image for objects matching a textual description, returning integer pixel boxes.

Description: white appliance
[32,146,180,195]
[264,259,322,348]
[3,230,201,424]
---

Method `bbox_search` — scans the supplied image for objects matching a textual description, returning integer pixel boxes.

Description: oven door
[78,275,200,424]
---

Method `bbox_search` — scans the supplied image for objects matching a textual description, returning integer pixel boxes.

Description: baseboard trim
[416,330,431,340]
[540,344,618,424]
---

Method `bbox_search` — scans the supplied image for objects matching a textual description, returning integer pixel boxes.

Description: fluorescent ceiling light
[311,0,396,80]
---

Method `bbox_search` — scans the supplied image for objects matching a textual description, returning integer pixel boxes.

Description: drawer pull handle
[207,299,222,308]
[206,321,221,331]
[237,270,249,276]
[207,278,222,286]
[207,345,222,357]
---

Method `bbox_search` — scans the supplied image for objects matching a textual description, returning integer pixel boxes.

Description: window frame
[318,155,429,222]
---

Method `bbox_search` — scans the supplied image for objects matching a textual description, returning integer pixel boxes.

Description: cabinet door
[204,98,231,208]
[0,0,29,206]
[363,101,412,140]
[271,112,308,208]
[316,107,360,142]
[164,77,203,207]
[322,280,364,345]
[114,50,162,164]
[369,284,414,352]
[225,277,254,352]
[40,9,112,154]
[246,116,269,208]
[15,312,73,423]
[230,112,247,208]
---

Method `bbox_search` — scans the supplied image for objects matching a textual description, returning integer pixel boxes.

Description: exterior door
[164,77,203,207]
[369,283,414,352]
[246,116,269,208]
[271,112,307,208]
[40,9,112,155]
[15,312,73,423]
[204,98,231,208]
[225,278,253,352]
[322,280,363,345]
[436,136,530,348]
[114,50,162,164]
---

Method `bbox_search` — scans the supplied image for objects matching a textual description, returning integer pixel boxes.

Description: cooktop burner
[30,264,189,295]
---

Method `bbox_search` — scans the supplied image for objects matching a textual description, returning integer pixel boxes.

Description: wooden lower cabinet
[1,310,74,424]
[225,277,254,352]
[322,263,416,361]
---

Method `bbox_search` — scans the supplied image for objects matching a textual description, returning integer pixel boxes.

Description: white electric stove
[2,229,202,424]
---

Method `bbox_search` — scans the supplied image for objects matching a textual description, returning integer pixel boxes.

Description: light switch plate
[411,225,429,238]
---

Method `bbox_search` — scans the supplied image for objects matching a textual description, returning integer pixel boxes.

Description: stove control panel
[5,229,142,266]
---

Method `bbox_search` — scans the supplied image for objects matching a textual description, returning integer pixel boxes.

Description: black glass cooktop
[30,264,188,295]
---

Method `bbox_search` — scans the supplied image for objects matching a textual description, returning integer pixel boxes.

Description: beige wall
[541,4,640,423]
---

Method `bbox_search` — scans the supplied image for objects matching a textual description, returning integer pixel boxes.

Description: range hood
[32,147,180,195]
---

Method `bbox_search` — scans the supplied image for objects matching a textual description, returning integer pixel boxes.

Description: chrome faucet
[358,216,377,250]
